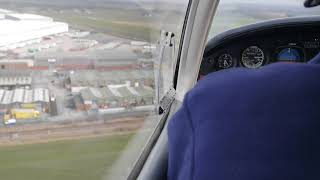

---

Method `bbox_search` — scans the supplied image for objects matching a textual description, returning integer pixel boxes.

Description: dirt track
[0,117,146,146]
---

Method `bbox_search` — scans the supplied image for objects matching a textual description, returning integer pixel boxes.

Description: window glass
[209,0,320,38]
[0,0,189,179]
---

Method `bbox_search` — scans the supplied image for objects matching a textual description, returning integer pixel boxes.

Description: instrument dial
[241,46,265,68]
[217,54,233,69]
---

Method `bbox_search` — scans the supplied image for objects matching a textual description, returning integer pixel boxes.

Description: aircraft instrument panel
[200,17,320,76]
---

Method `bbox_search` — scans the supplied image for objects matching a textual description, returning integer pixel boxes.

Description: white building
[0,88,50,105]
[0,10,68,51]
[0,75,32,87]
[5,13,53,21]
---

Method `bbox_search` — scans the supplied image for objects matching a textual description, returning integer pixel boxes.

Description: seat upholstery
[168,54,320,180]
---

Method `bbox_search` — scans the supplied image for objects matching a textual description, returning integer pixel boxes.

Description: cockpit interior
[200,17,320,77]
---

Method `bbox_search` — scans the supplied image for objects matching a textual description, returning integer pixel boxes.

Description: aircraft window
[0,0,189,179]
[209,0,320,39]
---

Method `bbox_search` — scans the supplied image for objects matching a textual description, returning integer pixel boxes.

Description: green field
[0,1,186,42]
[50,14,157,42]
[0,134,133,180]
[38,9,176,42]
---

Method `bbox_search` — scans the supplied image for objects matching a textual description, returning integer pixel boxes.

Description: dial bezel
[217,53,234,69]
[241,46,265,69]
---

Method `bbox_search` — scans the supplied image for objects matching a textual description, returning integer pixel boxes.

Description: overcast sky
[222,0,303,5]
[129,0,306,7]
[131,0,302,3]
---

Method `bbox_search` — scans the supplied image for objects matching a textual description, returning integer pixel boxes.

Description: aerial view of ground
[0,0,166,178]
[0,133,133,180]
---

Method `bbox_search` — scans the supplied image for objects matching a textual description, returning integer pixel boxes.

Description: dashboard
[200,17,320,76]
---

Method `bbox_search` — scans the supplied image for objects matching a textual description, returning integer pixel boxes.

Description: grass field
[37,10,164,42]
[0,134,133,180]
[0,1,185,42]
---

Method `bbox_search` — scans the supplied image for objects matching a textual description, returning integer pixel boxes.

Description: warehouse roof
[70,70,154,86]
[80,87,118,104]
[35,48,139,63]
[133,86,154,97]
[0,59,34,67]
[117,87,135,98]
[0,76,32,86]
[0,88,50,104]
[0,9,68,48]
[0,9,13,14]
[5,13,53,21]
[0,20,66,37]
[80,85,154,104]
[0,70,31,76]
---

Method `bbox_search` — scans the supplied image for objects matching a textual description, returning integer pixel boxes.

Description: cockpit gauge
[217,54,233,69]
[277,47,302,62]
[241,46,265,68]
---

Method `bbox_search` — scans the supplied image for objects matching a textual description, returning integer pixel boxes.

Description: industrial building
[0,71,32,89]
[0,9,68,51]
[69,70,154,92]
[0,87,51,123]
[0,59,34,70]
[0,88,50,110]
[76,85,154,111]
[34,48,143,71]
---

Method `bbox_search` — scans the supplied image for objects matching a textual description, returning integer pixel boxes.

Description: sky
[213,0,303,6]
[129,0,308,11]
[131,0,302,3]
